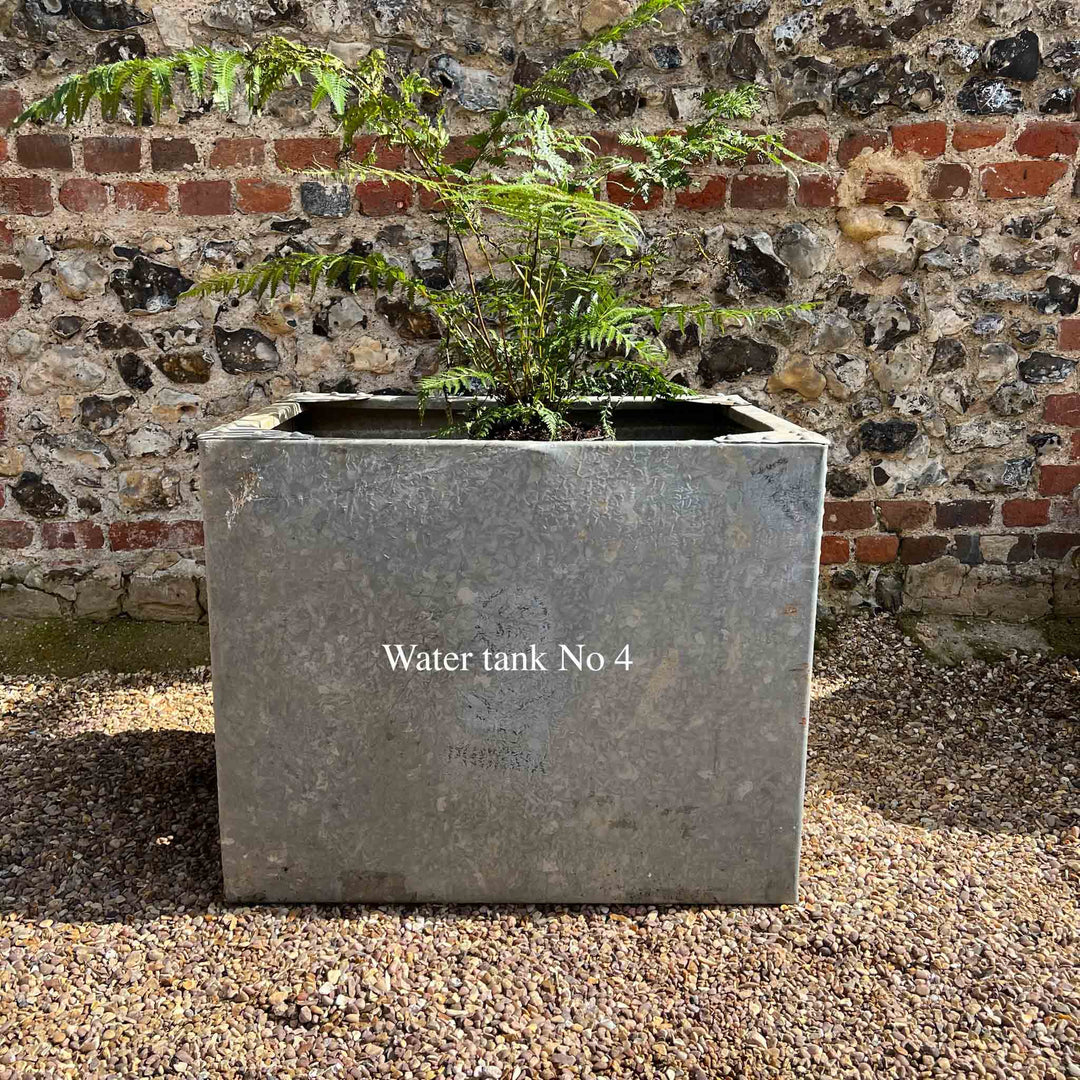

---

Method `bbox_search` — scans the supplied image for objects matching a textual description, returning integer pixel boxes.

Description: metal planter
[199,394,828,904]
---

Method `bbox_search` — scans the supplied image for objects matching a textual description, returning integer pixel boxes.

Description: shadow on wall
[1,645,1077,924]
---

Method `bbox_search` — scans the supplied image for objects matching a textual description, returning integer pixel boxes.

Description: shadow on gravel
[808,633,1079,838]
[0,719,222,923]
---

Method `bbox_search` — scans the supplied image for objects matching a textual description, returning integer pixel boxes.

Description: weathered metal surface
[200,395,828,904]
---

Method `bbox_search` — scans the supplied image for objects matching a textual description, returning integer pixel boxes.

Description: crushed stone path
[0,616,1077,1078]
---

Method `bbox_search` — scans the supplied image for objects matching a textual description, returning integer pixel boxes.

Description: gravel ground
[0,616,1077,1079]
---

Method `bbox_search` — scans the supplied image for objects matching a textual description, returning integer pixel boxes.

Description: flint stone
[984,29,1040,79]
[375,297,442,340]
[81,394,135,434]
[727,33,767,81]
[766,358,825,399]
[55,255,108,301]
[890,0,953,40]
[824,354,866,399]
[117,352,154,392]
[71,0,150,30]
[773,11,814,54]
[1045,40,1080,78]
[214,327,280,374]
[945,418,1019,452]
[118,467,181,512]
[1032,275,1080,315]
[110,257,194,315]
[980,0,1032,25]
[691,0,770,32]
[127,425,175,457]
[827,467,868,497]
[156,349,214,384]
[929,37,981,71]
[300,182,352,219]
[835,56,942,117]
[960,456,1035,493]
[919,236,980,273]
[22,347,106,395]
[92,321,148,350]
[1020,352,1077,383]
[871,435,947,494]
[8,329,41,360]
[1002,207,1055,239]
[11,472,67,518]
[729,232,790,299]
[810,313,856,353]
[820,8,892,50]
[973,314,1006,336]
[859,418,919,452]
[775,223,830,278]
[990,381,1037,415]
[990,248,1058,274]
[698,338,778,385]
[32,431,113,469]
[864,298,920,351]
[957,77,1023,114]
[52,315,85,339]
[774,58,836,119]
[1040,87,1074,113]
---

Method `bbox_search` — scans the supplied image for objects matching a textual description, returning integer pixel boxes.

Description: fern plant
[13,0,811,439]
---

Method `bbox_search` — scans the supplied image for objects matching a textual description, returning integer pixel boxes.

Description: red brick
[899,535,949,564]
[356,180,413,216]
[237,178,292,214]
[927,163,971,200]
[209,137,265,168]
[59,178,108,212]
[108,520,204,550]
[876,499,932,532]
[1072,431,1080,461]
[862,172,910,203]
[823,500,876,531]
[16,133,72,170]
[83,135,141,173]
[674,175,727,211]
[353,137,409,168]
[0,262,22,280]
[782,127,829,164]
[981,160,1068,199]
[591,132,647,162]
[607,173,662,210]
[1058,320,1080,352]
[1040,464,1080,495]
[1002,498,1050,527]
[178,180,231,216]
[796,173,838,207]
[0,88,23,127]
[0,138,6,165]
[935,500,993,529]
[838,129,887,167]
[1045,393,1080,425]
[0,289,18,320]
[819,535,850,564]
[891,121,947,159]
[1036,532,1080,559]
[0,176,53,216]
[42,520,105,549]
[855,534,899,564]
[730,174,788,209]
[150,137,198,171]
[0,520,33,549]
[952,122,1007,152]
[1014,121,1080,158]
[275,137,341,171]
[0,220,12,252]
[114,181,169,212]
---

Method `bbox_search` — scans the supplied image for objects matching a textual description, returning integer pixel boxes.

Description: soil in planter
[494,421,605,441]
